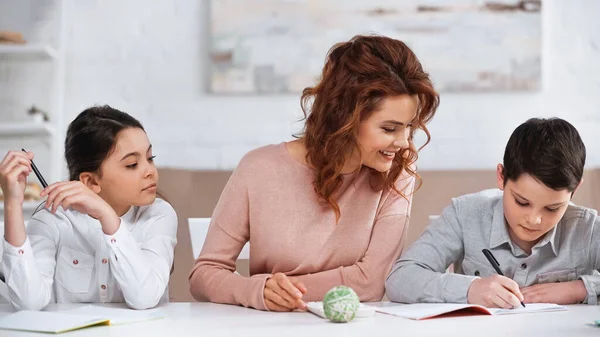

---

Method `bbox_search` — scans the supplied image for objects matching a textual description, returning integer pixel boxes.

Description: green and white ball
[322,286,360,323]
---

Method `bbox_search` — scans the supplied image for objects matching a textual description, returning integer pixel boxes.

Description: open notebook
[0,311,109,334]
[371,303,567,320]
[307,301,376,319]
[0,305,166,334]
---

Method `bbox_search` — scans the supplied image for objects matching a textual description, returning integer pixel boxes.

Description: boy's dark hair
[503,117,585,192]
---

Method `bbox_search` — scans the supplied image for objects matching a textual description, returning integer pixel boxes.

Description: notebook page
[371,303,491,320]
[489,303,567,315]
[0,310,109,333]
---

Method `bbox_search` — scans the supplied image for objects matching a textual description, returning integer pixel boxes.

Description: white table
[0,303,599,337]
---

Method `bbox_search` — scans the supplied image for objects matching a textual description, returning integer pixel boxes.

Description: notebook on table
[370,302,567,320]
[0,310,109,334]
[0,305,167,334]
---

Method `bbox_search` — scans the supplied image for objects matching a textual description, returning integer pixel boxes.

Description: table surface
[0,302,599,337]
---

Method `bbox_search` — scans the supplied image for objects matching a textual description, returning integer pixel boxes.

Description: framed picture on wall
[209,0,541,94]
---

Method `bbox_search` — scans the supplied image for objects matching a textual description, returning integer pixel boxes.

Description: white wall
[2,0,600,173]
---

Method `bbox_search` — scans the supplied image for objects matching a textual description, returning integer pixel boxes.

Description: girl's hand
[41,181,120,233]
[0,150,33,205]
[1,150,34,246]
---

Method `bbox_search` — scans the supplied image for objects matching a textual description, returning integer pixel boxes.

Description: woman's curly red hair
[300,35,440,221]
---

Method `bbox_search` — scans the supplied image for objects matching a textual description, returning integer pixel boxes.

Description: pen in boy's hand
[482,248,526,308]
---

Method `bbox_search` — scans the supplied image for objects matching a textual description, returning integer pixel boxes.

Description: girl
[189,35,440,311]
[0,105,177,310]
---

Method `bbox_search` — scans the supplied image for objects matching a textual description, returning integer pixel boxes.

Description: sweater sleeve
[189,153,270,310]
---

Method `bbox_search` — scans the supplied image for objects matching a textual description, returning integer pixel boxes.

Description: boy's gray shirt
[386,189,600,304]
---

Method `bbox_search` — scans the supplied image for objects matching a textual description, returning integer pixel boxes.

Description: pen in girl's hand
[21,149,48,188]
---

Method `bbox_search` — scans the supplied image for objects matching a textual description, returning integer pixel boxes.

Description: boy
[386,118,599,308]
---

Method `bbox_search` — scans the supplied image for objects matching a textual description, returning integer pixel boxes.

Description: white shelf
[0,201,43,212]
[0,44,57,61]
[0,122,56,137]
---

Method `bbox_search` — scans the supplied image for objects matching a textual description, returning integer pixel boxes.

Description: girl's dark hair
[65,105,144,181]
[300,34,440,221]
[33,105,149,215]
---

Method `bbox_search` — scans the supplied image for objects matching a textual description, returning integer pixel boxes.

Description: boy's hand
[521,280,587,304]
[467,275,524,308]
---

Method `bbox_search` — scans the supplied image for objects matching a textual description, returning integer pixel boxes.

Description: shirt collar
[489,199,514,251]
[535,223,560,256]
[120,206,137,224]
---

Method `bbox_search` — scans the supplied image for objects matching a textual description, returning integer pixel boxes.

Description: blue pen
[482,248,526,308]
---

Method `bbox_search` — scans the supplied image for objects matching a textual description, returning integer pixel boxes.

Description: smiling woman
[189,34,440,312]
[0,105,177,311]
[299,35,439,221]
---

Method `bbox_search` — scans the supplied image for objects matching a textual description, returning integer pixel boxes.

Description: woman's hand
[264,273,308,311]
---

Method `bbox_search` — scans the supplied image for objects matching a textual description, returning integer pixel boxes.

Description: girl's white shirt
[1,198,177,310]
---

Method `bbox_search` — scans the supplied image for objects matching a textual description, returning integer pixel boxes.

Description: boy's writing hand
[467,275,524,308]
[521,280,587,304]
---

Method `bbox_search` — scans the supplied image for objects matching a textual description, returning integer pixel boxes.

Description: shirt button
[474,270,480,276]
[110,238,116,244]
[520,263,527,270]
[18,249,24,255]
[101,285,107,290]
[102,258,108,264]
[73,259,78,265]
